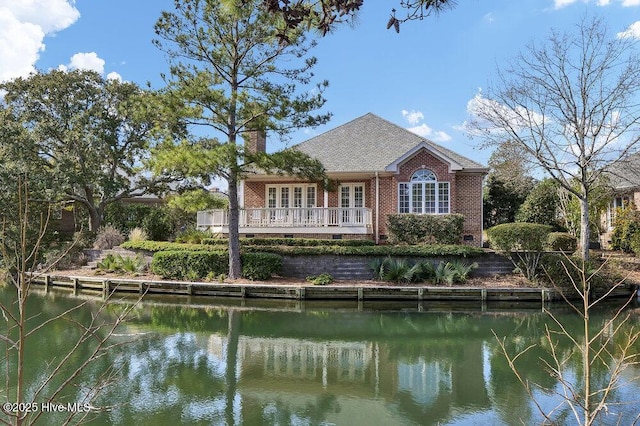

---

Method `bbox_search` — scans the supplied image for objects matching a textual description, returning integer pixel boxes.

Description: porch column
[375,172,379,244]
[323,189,328,227]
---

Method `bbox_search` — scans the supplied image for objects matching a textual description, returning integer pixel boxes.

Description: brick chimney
[245,129,266,155]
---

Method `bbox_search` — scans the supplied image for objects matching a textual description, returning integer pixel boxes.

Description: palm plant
[382,258,415,284]
[434,261,457,285]
[448,260,479,283]
[96,254,118,273]
[414,261,436,282]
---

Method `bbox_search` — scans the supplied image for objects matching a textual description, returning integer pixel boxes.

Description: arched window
[398,169,450,214]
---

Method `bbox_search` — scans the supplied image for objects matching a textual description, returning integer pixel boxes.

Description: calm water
[2,288,640,425]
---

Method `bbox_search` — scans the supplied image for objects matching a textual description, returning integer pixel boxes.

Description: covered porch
[197,207,373,235]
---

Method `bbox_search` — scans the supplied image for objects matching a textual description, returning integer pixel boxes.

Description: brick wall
[244,181,266,208]
[454,173,485,245]
[394,149,458,213]
[241,148,485,246]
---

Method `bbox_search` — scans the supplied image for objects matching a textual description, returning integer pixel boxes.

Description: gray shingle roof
[605,153,640,190]
[293,113,487,173]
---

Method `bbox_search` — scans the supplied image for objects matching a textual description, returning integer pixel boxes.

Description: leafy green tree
[151,0,330,278]
[488,140,535,195]
[483,140,535,228]
[0,70,168,232]
[483,174,529,228]
[516,179,560,228]
[556,178,610,241]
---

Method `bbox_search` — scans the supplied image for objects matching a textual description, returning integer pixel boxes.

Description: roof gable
[385,141,464,173]
[294,113,487,173]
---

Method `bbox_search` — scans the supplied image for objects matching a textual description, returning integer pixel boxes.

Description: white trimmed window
[606,196,630,230]
[339,183,365,224]
[266,184,317,208]
[398,169,450,214]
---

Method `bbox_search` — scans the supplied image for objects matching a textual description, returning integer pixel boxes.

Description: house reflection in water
[207,330,491,425]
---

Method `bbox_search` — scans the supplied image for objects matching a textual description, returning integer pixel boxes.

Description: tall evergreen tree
[152,0,330,278]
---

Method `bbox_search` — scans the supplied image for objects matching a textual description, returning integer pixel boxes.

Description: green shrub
[242,243,484,257]
[175,228,211,244]
[96,253,146,275]
[630,232,640,257]
[123,239,485,258]
[306,273,334,285]
[545,232,577,252]
[237,238,375,247]
[96,254,119,273]
[104,203,152,234]
[515,178,560,227]
[121,240,221,252]
[151,250,227,280]
[369,257,475,285]
[201,238,225,245]
[434,261,456,285]
[142,208,176,241]
[150,250,282,281]
[447,260,479,283]
[537,253,604,289]
[610,205,640,253]
[387,213,464,245]
[487,222,553,281]
[241,252,283,280]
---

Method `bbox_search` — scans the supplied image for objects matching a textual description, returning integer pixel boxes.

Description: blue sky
[2,0,640,167]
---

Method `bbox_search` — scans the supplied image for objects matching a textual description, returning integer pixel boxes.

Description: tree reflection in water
[3,290,639,425]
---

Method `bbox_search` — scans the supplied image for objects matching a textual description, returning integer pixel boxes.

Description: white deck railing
[197,207,373,229]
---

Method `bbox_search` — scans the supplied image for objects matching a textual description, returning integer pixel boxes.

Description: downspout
[481,174,485,247]
[375,172,380,244]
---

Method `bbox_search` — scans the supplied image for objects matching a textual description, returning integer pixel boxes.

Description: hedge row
[151,251,282,281]
[387,214,464,245]
[242,244,484,257]
[202,237,375,247]
[122,239,484,257]
[121,240,226,252]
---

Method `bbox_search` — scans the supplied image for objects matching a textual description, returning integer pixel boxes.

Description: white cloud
[406,123,452,143]
[59,52,105,74]
[465,91,546,135]
[553,0,580,9]
[432,131,452,142]
[407,123,432,137]
[106,71,122,82]
[553,0,640,7]
[617,21,640,38]
[0,0,79,82]
[483,13,495,24]
[401,109,424,126]
[402,109,452,142]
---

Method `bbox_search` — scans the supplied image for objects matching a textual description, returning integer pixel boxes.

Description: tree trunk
[88,205,102,232]
[227,171,242,279]
[579,195,590,261]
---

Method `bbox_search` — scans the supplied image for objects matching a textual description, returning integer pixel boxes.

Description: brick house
[198,113,489,245]
[600,153,640,248]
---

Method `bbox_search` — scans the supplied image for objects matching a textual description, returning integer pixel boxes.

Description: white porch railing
[197,207,373,230]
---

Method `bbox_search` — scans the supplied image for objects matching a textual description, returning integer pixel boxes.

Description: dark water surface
[2,288,639,425]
